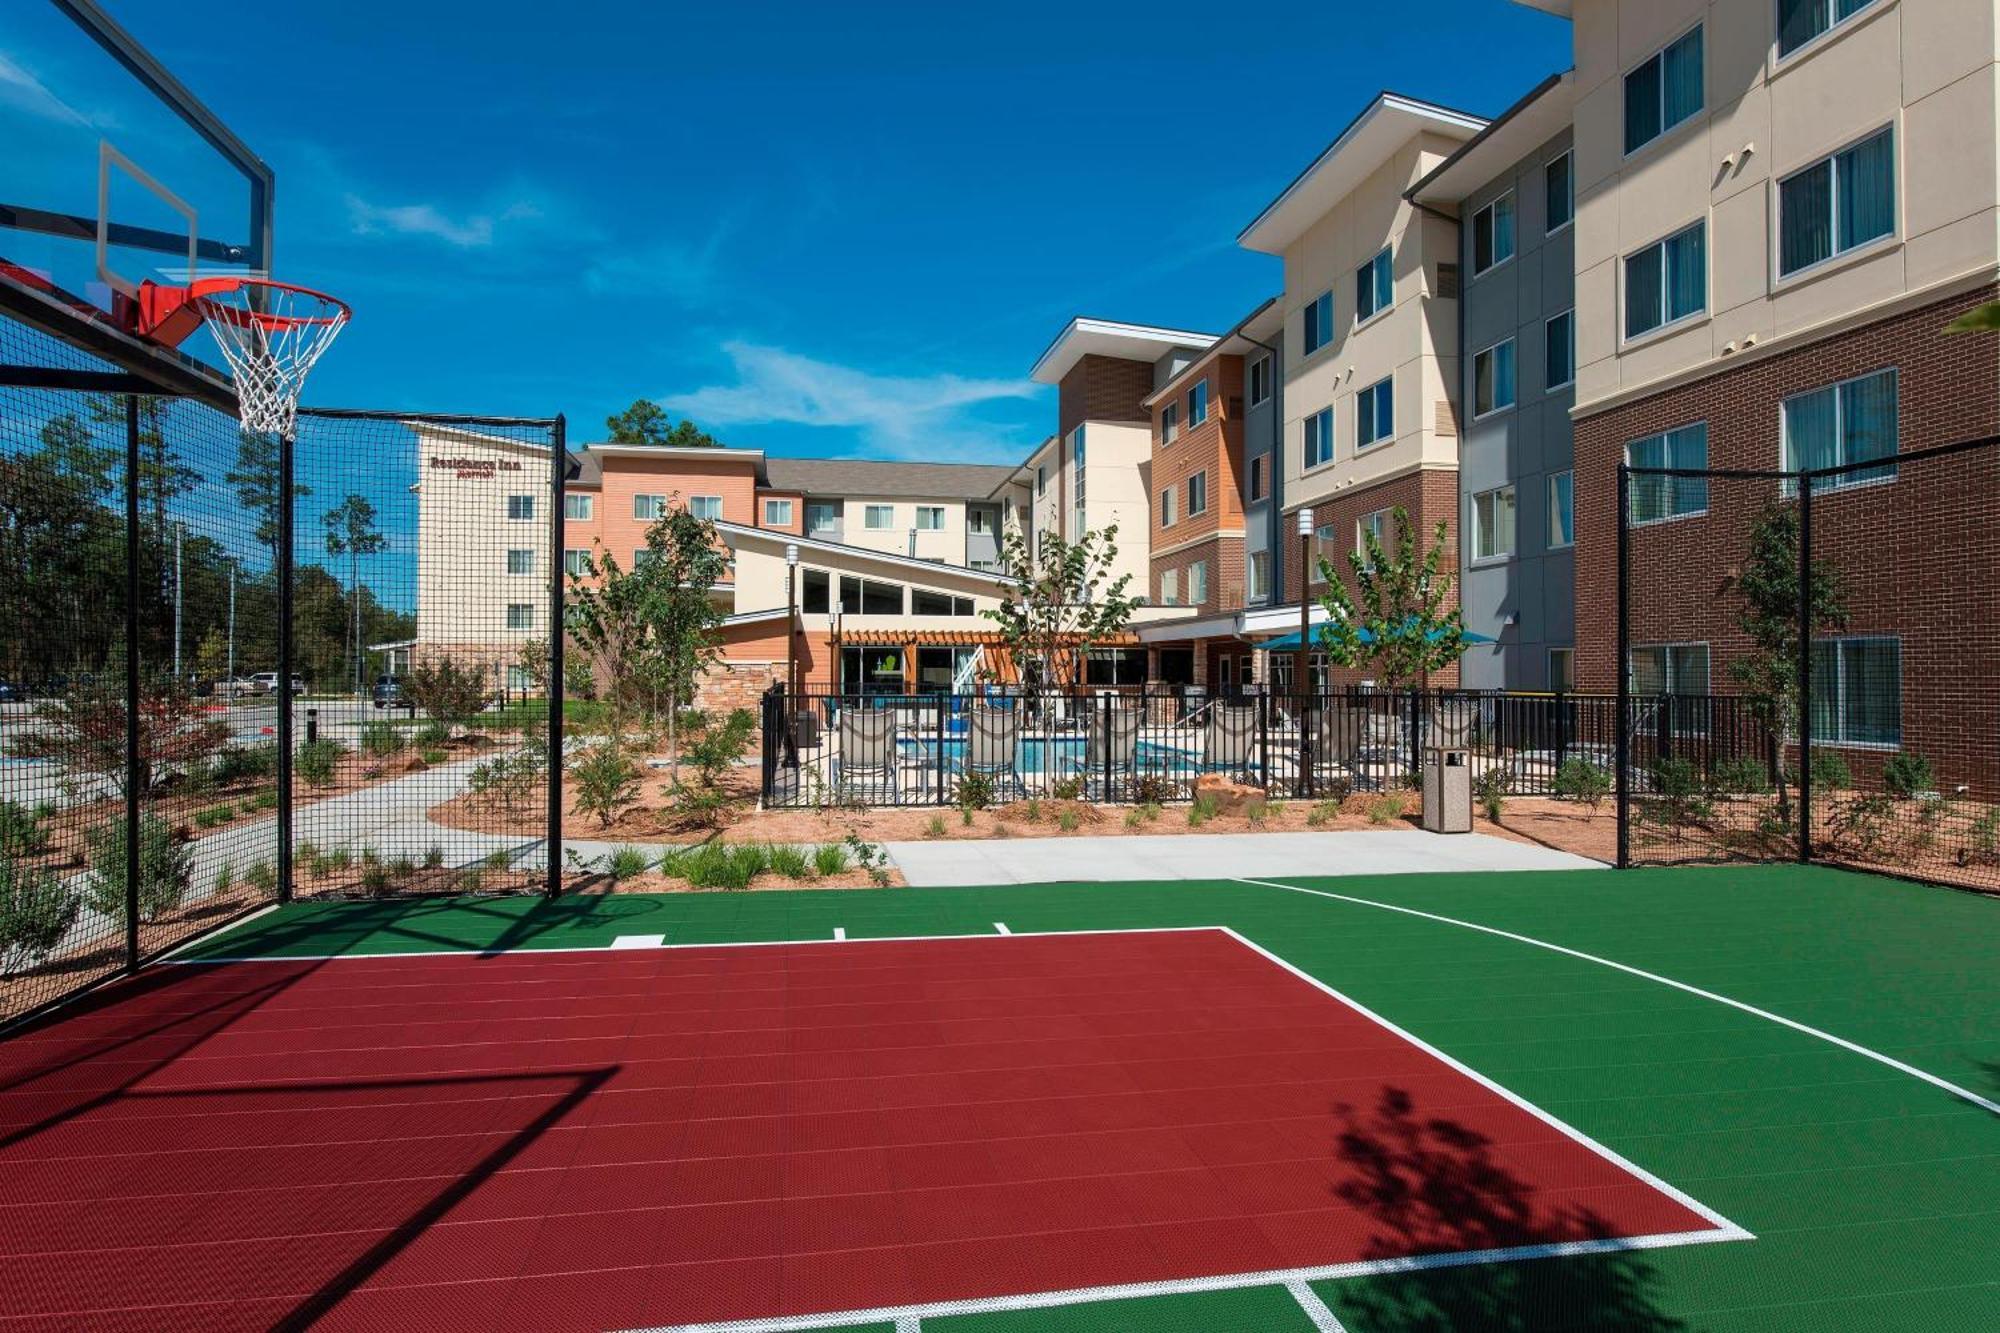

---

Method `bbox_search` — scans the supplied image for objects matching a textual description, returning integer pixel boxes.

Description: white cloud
[663,341,1038,461]
[343,194,542,249]
[582,228,730,303]
[0,51,94,127]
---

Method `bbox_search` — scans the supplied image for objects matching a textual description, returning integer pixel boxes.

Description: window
[1188,380,1210,427]
[1356,507,1391,569]
[1546,151,1574,232]
[1548,647,1575,693]
[1159,568,1179,605]
[1625,25,1703,155]
[863,504,894,529]
[1035,465,1046,496]
[632,494,666,520]
[1187,560,1209,605]
[915,506,945,531]
[563,548,591,578]
[805,500,840,534]
[1248,454,1267,502]
[562,493,592,521]
[1548,471,1574,548]
[1356,246,1393,323]
[1472,194,1515,274]
[802,568,830,613]
[505,548,533,575]
[1161,402,1180,444]
[1085,649,1149,687]
[506,495,534,521]
[1779,127,1895,278]
[1629,643,1710,695]
[1627,423,1709,522]
[1186,471,1208,517]
[633,549,654,569]
[688,495,723,521]
[1780,0,1881,59]
[1545,309,1576,390]
[1356,376,1394,449]
[911,588,975,616]
[1313,521,1339,581]
[839,574,903,615]
[1470,485,1516,562]
[1811,637,1901,746]
[763,498,794,527]
[1249,354,1273,406]
[1248,551,1270,602]
[505,603,534,630]
[968,507,995,535]
[1303,290,1334,355]
[1070,425,1086,509]
[1625,222,1706,338]
[1304,406,1335,468]
[1782,369,1897,491]
[1473,339,1516,417]
[1159,486,1176,527]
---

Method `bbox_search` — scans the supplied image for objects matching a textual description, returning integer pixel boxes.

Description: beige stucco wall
[1280,132,1466,516]
[1076,420,1153,594]
[413,425,551,653]
[1571,0,2000,412]
[822,495,971,564]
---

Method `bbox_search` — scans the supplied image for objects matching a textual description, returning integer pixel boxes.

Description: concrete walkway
[882,829,1601,887]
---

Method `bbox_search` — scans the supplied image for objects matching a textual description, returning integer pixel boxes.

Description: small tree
[980,525,1138,688]
[1314,507,1465,688]
[406,655,491,734]
[1727,498,1848,822]
[0,855,80,979]
[15,671,228,799]
[605,400,721,448]
[83,814,193,925]
[568,742,642,829]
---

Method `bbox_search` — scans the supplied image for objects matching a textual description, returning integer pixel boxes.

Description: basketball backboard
[1,0,273,399]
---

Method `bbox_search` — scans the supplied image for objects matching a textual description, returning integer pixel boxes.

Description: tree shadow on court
[188,889,664,961]
[1322,1087,1691,1333]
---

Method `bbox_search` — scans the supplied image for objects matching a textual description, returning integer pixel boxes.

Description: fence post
[1407,688,1422,781]
[1258,689,1271,793]
[1796,470,1814,863]
[1554,688,1568,775]
[275,423,295,904]
[936,694,947,805]
[760,684,782,804]
[1100,692,1112,802]
[1615,462,1631,869]
[545,413,566,898]
[122,396,141,969]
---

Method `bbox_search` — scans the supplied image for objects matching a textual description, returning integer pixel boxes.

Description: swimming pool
[897,735,1199,775]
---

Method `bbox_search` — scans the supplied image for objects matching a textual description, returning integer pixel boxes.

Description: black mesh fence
[1619,438,2000,892]
[0,311,569,1027]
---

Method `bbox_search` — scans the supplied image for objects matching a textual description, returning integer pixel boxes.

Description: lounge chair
[963,706,1025,799]
[1206,703,1258,782]
[836,710,900,804]
[1081,705,1143,800]
[1311,706,1371,793]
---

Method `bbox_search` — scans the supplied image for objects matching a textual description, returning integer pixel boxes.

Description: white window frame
[563,548,591,578]
[1035,465,1046,496]
[1624,22,1705,159]
[1545,149,1574,235]
[505,603,534,631]
[506,495,534,521]
[1811,635,1902,749]
[1247,550,1270,602]
[864,504,894,530]
[1159,487,1176,528]
[562,493,593,521]
[1187,380,1210,427]
[1780,367,1899,495]
[1248,353,1273,407]
[1625,423,1710,526]
[805,500,841,533]
[688,495,723,521]
[1303,290,1334,356]
[1548,470,1574,549]
[1776,0,1884,64]
[505,548,534,576]
[1356,376,1393,450]
[1159,568,1179,606]
[1355,246,1394,326]
[763,498,794,527]
[1186,470,1208,518]
[914,505,946,531]
[1161,402,1180,444]
[1469,485,1516,565]
[1773,124,1898,285]
[632,493,667,520]
[1472,337,1517,419]
[1471,192,1515,277]
[1187,559,1208,605]
[1622,219,1707,344]
[1304,406,1335,470]
[1545,308,1576,390]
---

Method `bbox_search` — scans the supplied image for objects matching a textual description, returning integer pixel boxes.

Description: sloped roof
[760,457,1018,500]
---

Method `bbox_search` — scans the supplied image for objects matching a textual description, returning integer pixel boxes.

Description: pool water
[898,736,1198,775]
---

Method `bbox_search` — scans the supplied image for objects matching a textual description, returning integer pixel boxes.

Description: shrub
[245,790,278,812]
[956,771,996,812]
[1186,804,1207,829]
[1049,775,1084,801]
[1367,794,1407,826]
[1882,752,1934,800]
[211,861,234,897]
[924,816,947,839]
[729,843,771,884]
[1138,801,1164,823]
[484,848,514,872]
[322,847,352,872]
[295,739,345,788]
[1474,768,1509,823]
[1827,792,1895,856]
[0,801,54,858]
[1057,808,1080,832]
[1646,757,1712,827]
[1318,777,1355,806]
[1245,798,1268,826]
[360,863,392,895]
[423,844,445,869]
[83,815,191,924]
[684,709,756,786]
[419,747,447,765]
[1191,791,1222,822]
[1968,806,2000,862]
[604,845,652,882]
[458,867,485,892]
[243,860,277,896]
[1711,756,1771,796]
[811,842,850,877]
[415,721,451,749]
[360,721,405,758]
[767,844,810,880]
[1024,798,1043,823]
[212,742,276,785]
[0,854,80,978]
[959,806,973,827]
[1130,774,1177,805]
[407,656,490,732]
[1809,749,1852,792]
[1553,758,1612,808]
[570,743,642,829]
[844,834,894,887]
[1123,809,1143,829]
[193,803,235,830]
[1307,800,1343,828]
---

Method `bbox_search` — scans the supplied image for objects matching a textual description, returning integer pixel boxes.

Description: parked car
[249,672,307,696]
[0,680,24,704]
[371,675,407,709]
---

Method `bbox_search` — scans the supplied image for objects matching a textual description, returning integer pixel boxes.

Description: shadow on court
[1325,1087,1688,1333]
[188,891,666,960]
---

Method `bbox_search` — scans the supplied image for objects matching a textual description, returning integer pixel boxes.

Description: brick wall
[1060,355,1155,436]
[1278,466,1461,687]
[1152,535,1246,615]
[1573,284,2000,791]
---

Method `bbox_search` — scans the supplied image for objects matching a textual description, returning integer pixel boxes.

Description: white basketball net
[193,280,350,438]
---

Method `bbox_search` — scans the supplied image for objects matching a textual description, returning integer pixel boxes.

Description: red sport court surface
[0,929,1735,1330]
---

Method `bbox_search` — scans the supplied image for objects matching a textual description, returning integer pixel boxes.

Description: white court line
[610,934,666,949]
[893,1319,919,1333]
[992,921,1011,934]
[1236,875,2000,1118]
[1286,1279,1347,1332]
[833,927,846,941]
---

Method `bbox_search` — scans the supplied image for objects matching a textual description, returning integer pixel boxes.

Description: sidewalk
[881,829,1601,887]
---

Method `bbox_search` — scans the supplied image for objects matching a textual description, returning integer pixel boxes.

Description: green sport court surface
[2,864,1994,1332]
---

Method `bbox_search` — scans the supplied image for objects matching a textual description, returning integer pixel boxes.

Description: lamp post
[1296,506,1315,794]
[784,543,800,698]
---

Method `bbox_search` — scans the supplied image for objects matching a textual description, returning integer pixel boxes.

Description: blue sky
[112,1,1568,464]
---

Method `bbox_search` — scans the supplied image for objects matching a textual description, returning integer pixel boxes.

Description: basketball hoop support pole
[276,426,295,903]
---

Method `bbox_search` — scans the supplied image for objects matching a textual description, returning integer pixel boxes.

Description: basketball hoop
[168,277,350,437]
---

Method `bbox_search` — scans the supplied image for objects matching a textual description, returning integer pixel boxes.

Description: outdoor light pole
[1296,506,1315,794]
[172,521,183,682]
[784,542,799,698]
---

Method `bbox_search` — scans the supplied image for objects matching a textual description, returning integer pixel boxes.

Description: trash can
[1422,748,1472,833]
